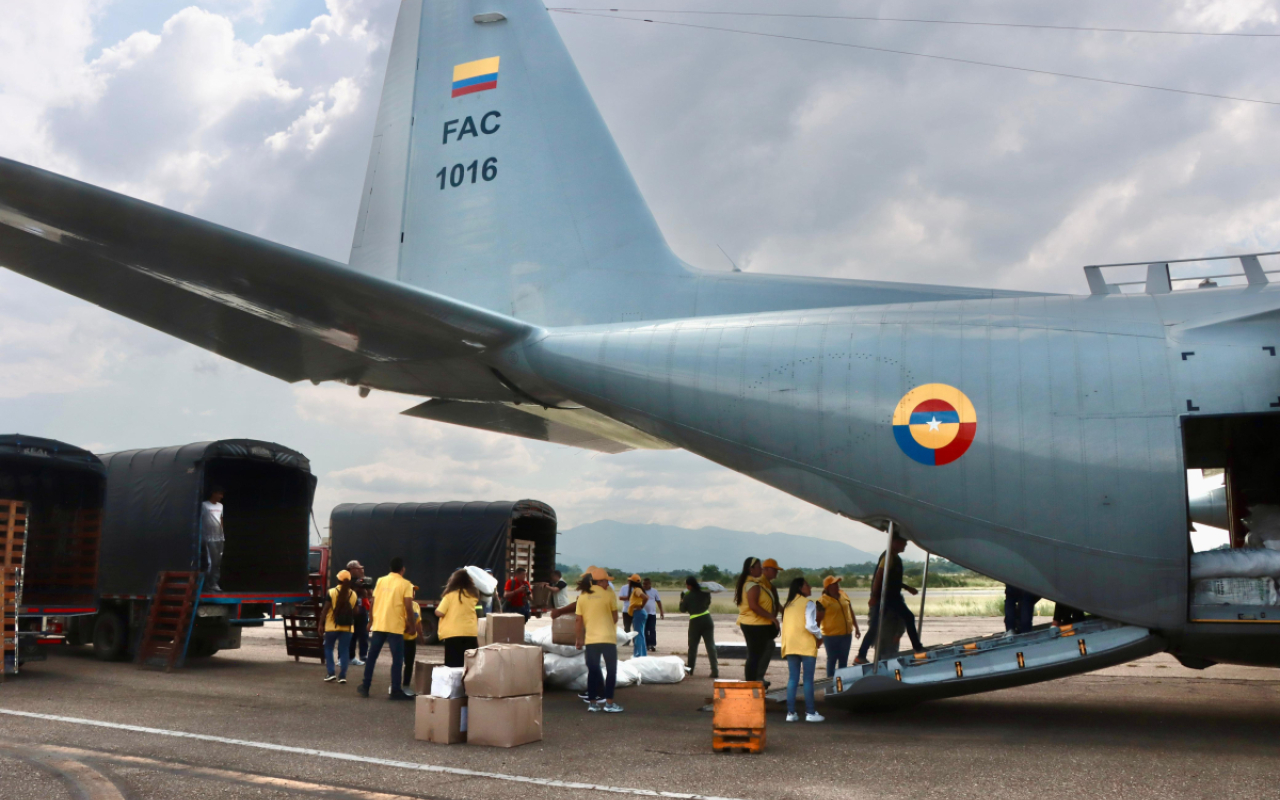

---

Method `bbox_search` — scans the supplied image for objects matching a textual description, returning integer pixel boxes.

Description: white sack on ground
[1190,548,1280,580]
[627,656,686,684]
[542,652,589,687]
[465,565,498,596]
[526,623,637,657]
[616,659,641,687]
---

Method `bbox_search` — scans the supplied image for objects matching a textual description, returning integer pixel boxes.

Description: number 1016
[437,157,498,190]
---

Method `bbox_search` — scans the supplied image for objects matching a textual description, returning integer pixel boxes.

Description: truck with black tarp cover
[329,500,556,640]
[89,439,316,660]
[0,434,106,673]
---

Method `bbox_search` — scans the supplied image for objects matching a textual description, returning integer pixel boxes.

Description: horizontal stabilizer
[0,158,536,400]
[402,399,675,453]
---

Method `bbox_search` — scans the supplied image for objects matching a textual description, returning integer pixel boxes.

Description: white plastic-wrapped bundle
[1189,548,1280,580]
[525,622,637,656]
[542,652,590,687]
[615,659,642,687]
[1191,577,1279,606]
[626,656,687,684]
[465,565,498,596]
[702,582,727,593]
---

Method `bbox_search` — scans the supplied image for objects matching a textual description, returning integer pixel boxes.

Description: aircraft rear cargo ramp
[825,619,1164,710]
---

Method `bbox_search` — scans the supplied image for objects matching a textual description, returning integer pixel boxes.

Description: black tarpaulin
[0,435,105,607]
[329,500,556,601]
[98,439,314,597]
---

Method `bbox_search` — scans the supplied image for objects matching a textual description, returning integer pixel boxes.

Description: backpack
[332,589,355,627]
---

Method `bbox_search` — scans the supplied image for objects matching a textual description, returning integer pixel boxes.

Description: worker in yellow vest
[734,557,776,683]
[817,575,859,678]
[780,577,824,723]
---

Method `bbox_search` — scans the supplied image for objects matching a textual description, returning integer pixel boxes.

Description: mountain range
[556,520,877,572]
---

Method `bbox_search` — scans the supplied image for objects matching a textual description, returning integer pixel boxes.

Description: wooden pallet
[2,566,19,680]
[712,727,766,754]
[136,571,201,672]
[282,572,326,662]
[0,500,26,571]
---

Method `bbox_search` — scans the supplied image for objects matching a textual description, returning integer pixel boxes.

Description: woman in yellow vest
[817,575,859,678]
[734,557,777,683]
[781,577,825,722]
[625,574,649,658]
[434,569,479,668]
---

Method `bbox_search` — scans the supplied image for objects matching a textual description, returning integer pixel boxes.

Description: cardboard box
[415,696,467,744]
[467,695,542,748]
[464,643,544,698]
[552,615,577,646]
[486,613,525,644]
[411,658,442,696]
[531,584,553,608]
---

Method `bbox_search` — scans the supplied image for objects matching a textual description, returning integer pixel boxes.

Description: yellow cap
[588,566,610,582]
[628,573,643,582]
[822,575,840,588]
[762,559,781,570]
[336,569,352,582]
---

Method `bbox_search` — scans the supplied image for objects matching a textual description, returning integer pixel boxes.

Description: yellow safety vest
[781,595,819,658]
[736,577,775,627]
[819,591,854,636]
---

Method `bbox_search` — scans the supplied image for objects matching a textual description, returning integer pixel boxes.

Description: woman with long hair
[624,574,649,658]
[434,568,479,668]
[575,572,623,712]
[734,557,777,683]
[680,575,718,678]
[781,577,824,722]
[318,569,358,683]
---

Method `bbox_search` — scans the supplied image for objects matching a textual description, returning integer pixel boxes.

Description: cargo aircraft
[3,0,1279,706]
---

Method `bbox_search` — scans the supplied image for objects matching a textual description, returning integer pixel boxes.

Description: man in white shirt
[201,486,225,592]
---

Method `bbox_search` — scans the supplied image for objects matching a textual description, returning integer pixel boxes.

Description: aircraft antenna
[716,244,742,273]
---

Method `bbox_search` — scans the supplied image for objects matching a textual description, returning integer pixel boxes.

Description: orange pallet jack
[711,680,766,754]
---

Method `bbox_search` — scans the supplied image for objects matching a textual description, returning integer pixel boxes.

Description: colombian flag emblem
[452,56,500,98]
[892,384,977,466]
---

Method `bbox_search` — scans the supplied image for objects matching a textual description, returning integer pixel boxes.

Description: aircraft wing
[0,158,536,400]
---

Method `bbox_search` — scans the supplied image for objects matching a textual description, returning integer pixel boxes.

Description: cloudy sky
[1,0,1277,554]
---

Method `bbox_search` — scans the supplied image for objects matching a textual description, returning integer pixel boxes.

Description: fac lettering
[442,110,502,144]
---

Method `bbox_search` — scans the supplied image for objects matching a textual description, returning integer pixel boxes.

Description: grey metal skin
[2,0,1280,671]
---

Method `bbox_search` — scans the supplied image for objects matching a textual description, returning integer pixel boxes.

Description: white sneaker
[351,658,365,666]
[805,712,825,723]
[785,712,799,722]
[323,674,337,682]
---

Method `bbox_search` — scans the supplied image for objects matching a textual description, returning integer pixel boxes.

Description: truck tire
[186,633,219,658]
[92,611,129,661]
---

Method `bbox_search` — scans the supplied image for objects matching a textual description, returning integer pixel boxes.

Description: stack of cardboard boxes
[414,614,543,748]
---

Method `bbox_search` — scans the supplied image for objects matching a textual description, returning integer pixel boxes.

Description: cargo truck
[1,435,106,676]
[328,500,557,641]
[79,439,316,661]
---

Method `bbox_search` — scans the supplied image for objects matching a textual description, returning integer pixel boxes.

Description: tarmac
[1,615,1278,799]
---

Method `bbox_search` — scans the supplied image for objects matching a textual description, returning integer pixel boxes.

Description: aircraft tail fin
[349,0,688,325]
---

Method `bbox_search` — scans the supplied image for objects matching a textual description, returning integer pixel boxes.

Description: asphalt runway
[2,616,1278,799]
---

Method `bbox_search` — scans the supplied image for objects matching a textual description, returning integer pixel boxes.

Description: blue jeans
[1004,587,1041,634]
[323,631,352,678]
[360,631,405,694]
[857,595,925,660]
[585,643,618,701]
[786,654,817,715]
[824,634,852,678]
[631,609,649,657]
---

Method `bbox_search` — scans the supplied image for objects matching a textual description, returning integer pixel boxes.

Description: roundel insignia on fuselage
[892,383,977,466]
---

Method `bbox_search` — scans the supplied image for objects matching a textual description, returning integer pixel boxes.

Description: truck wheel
[92,611,128,662]
[186,634,219,658]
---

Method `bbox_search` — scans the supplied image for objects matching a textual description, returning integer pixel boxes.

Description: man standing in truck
[503,567,532,620]
[201,486,225,592]
[357,557,416,701]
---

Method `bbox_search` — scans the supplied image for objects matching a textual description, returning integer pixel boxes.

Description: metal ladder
[136,571,202,672]
[0,500,27,680]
